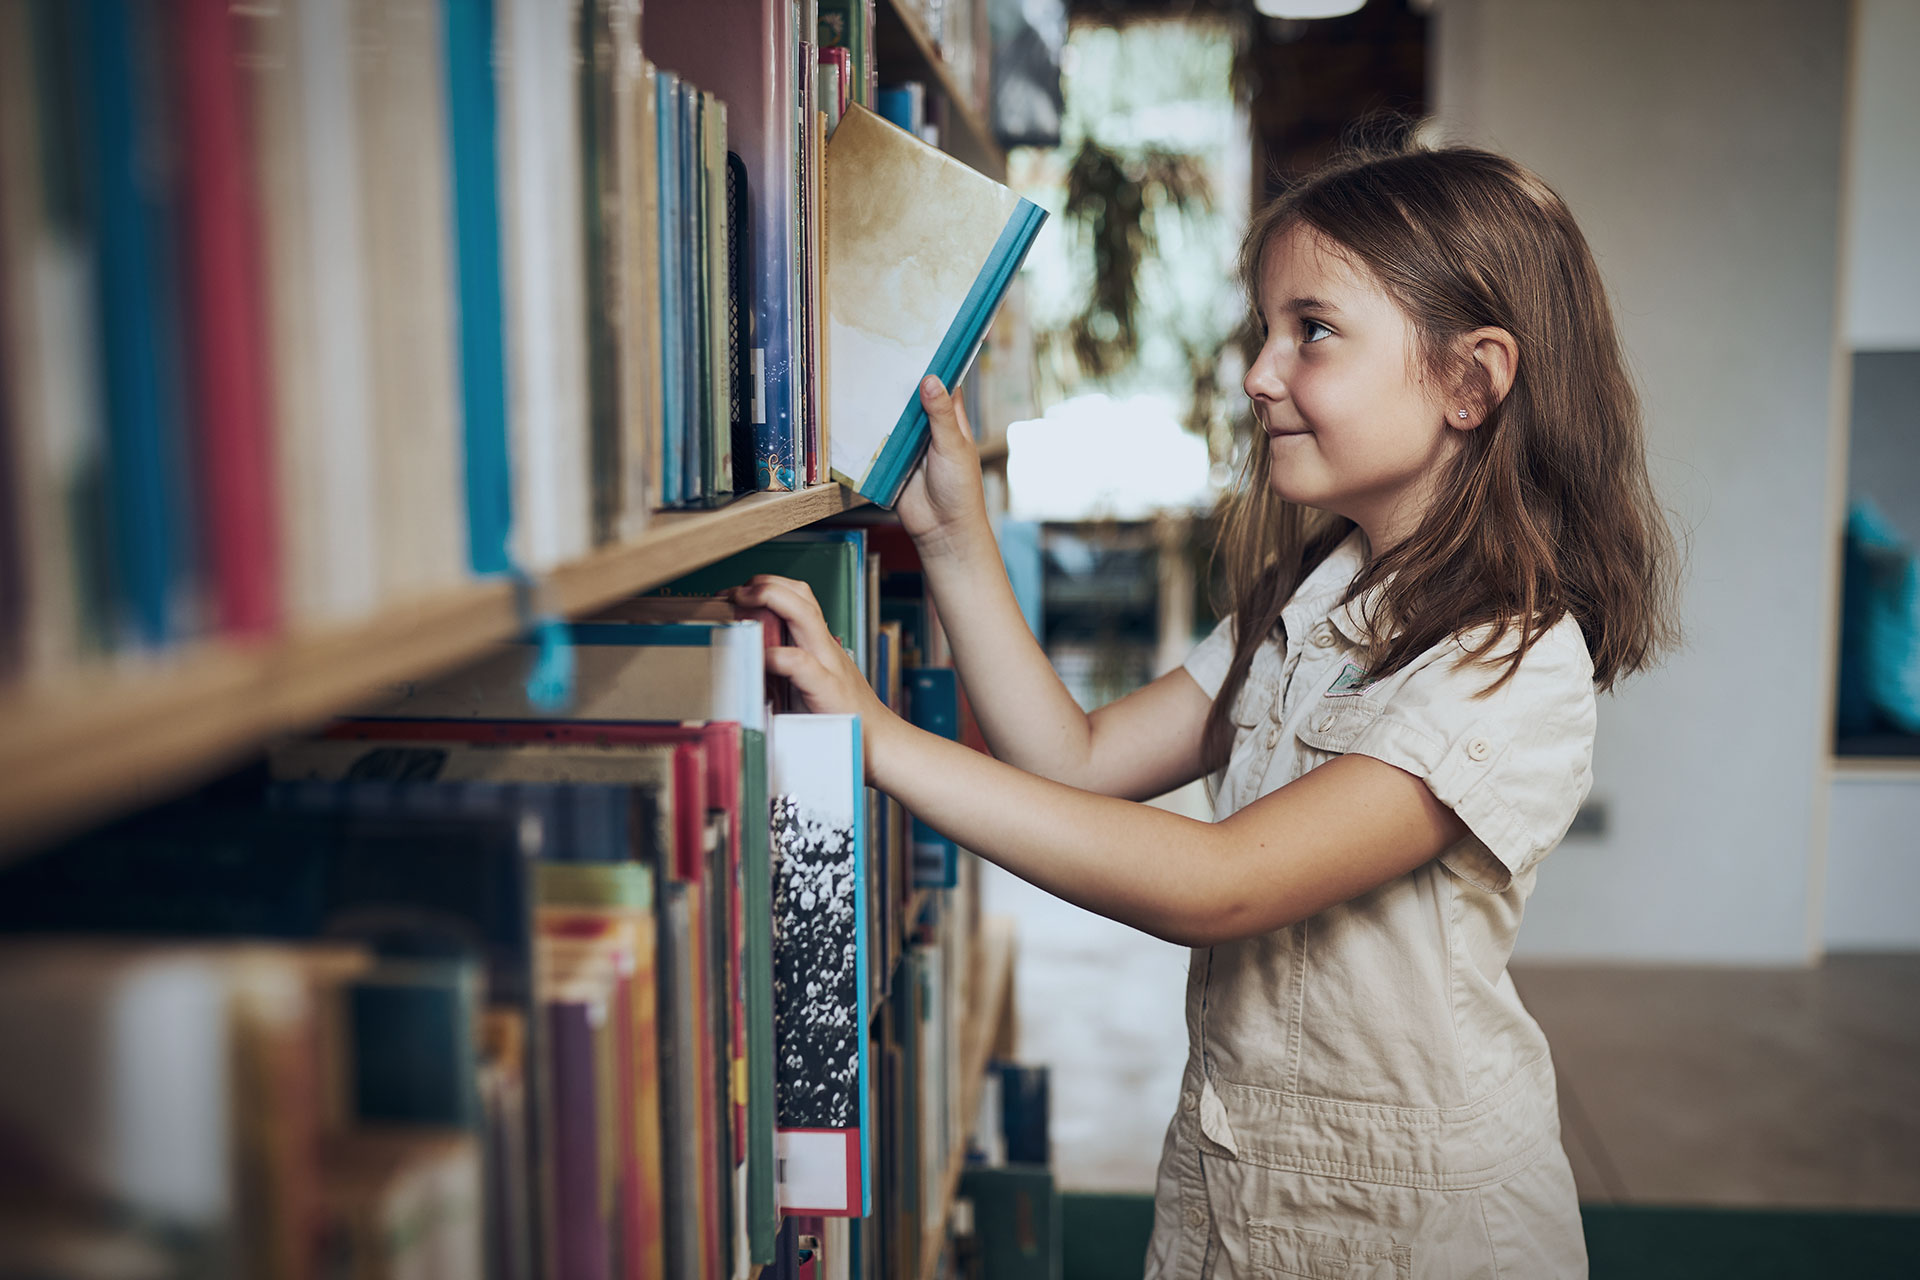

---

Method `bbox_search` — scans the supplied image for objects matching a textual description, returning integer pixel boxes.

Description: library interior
[0,0,1915,1277]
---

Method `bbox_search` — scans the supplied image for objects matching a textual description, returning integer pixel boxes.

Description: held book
[824,104,1045,507]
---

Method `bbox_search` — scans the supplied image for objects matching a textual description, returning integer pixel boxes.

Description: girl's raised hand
[893,376,988,557]
[727,574,896,735]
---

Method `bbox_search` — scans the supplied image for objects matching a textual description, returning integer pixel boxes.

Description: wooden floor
[986,845,1920,1209]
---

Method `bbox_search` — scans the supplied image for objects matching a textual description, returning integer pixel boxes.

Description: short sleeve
[1183,615,1235,700]
[1346,619,1597,893]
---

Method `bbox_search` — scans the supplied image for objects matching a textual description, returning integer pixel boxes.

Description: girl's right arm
[894,377,1212,801]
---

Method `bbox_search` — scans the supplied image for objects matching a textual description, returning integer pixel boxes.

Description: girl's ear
[1450,327,1519,430]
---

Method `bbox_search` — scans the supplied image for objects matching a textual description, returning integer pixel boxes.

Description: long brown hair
[1202,141,1679,771]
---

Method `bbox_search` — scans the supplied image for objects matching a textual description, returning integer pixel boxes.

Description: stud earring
[1457,410,1469,419]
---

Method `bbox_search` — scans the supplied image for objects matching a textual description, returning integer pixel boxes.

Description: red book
[174,0,281,635]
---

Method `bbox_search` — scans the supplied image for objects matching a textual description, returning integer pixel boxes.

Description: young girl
[733,142,1675,1279]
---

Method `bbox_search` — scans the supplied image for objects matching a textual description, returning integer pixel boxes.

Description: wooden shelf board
[873,0,1005,181]
[918,915,1016,1280]
[0,485,866,861]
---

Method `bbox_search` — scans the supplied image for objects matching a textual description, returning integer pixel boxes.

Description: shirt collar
[1285,529,1389,649]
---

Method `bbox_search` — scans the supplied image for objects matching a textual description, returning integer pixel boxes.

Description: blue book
[443,0,514,575]
[85,0,196,647]
[656,70,686,505]
[906,668,961,888]
[681,80,704,505]
[769,713,870,1218]
[824,104,1046,507]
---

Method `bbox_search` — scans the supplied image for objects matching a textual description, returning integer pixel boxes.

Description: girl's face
[1244,225,1463,551]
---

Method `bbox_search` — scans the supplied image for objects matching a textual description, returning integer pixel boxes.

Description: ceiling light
[1252,0,1366,17]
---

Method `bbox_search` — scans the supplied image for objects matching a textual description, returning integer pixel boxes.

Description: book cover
[657,535,864,673]
[816,0,870,109]
[769,713,869,1218]
[823,104,1046,507]
[443,0,515,576]
[0,0,101,672]
[642,0,799,492]
[538,861,663,1280]
[349,956,485,1129]
[705,92,735,503]
[499,0,593,568]
[353,0,468,599]
[629,54,666,527]
[726,152,754,494]
[655,68,687,507]
[546,995,613,1280]
[87,0,199,649]
[174,0,282,637]
[239,0,381,627]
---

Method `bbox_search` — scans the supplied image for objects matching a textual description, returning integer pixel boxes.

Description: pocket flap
[1293,698,1381,754]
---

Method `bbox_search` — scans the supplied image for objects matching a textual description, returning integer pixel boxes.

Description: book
[644,0,801,492]
[769,712,869,1218]
[498,0,593,568]
[174,0,281,637]
[88,0,199,650]
[906,667,961,888]
[444,0,516,576]
[0,0,110,671]
[239,0,382,627]
[658,533,865,673]
[824,104,1045,507]
[319,1129,487,1280]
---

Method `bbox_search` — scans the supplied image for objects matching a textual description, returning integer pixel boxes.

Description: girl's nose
[1244,341,1289,404]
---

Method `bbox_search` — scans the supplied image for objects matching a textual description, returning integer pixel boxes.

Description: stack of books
[0,531,988,1279]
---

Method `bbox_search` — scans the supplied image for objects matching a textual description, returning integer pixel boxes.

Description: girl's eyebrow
[1286,295,1340,316]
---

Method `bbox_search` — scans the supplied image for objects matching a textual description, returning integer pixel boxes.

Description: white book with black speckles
[768,713,869,1218]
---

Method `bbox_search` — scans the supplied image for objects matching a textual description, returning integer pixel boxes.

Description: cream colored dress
[1147,531,1593,1279]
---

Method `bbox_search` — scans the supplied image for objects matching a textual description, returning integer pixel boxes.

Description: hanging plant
[1059,138,1214,381]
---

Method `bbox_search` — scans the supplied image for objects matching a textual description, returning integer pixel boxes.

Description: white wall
[1845,0,1920,350]
[1825,774,1920,949]
[1433,0,1852,962]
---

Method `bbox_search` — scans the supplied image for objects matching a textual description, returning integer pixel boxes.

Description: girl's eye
[1302,318,1333,343]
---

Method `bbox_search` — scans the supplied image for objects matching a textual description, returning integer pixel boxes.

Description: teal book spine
[444,0,514,575]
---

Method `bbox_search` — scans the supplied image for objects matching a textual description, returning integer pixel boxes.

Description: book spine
[443,0,515,577]
[174,0,282,637]
[87,0,198,650]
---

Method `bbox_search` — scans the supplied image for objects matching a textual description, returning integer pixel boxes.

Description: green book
[817,0,869,108]
[655,533,866,669]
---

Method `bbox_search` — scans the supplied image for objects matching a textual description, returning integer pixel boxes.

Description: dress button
[1184,1204,1207,1228]
[1466,736,1493,762]
[1311,623,1336,648]
[1264,726,1280,750]
[1181,1090,1198,1113]
[1317,714,1336,733]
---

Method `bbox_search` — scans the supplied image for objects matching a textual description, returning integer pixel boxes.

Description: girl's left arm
[736,575,1469,947]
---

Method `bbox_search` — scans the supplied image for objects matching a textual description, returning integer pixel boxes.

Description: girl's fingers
[919,376,973,457]
[730,576,840,657]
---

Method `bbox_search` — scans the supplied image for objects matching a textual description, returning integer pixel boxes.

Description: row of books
[0,527,989,1279]
[0,0,1040,691]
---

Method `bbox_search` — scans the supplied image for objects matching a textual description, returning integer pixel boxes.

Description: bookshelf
[0,0,1026,1272]
[875,0,1006,180]
[918,915,1016,1280]
[0,485,866,861]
